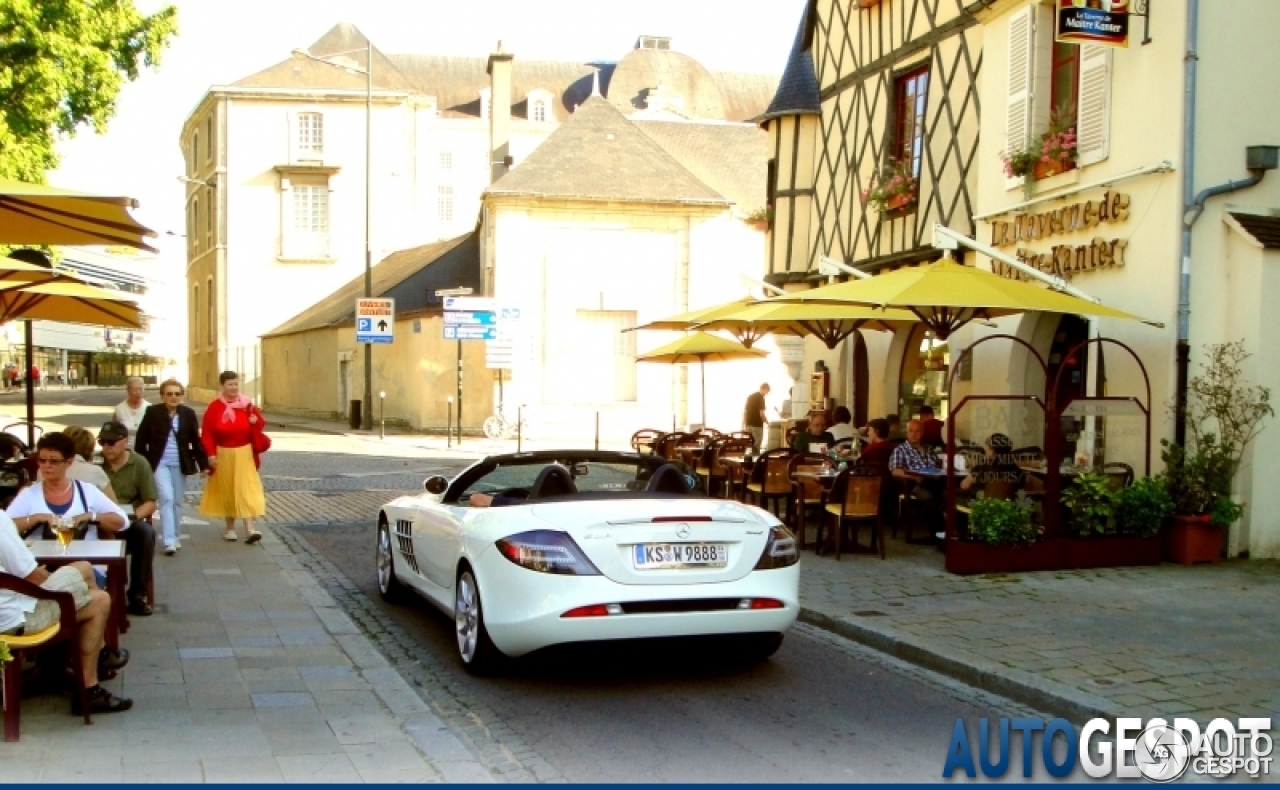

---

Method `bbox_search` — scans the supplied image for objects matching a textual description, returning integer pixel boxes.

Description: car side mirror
[423,475,449,495]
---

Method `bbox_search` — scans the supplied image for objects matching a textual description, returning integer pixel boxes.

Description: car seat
[528,464,578,499]
[646,464,692,495]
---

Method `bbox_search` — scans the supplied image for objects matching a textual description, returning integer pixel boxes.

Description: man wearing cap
[97,421,158,616]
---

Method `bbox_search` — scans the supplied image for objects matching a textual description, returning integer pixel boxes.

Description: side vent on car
[394,518,421,575]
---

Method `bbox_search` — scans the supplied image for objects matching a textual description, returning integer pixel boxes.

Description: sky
[51,0,807,239]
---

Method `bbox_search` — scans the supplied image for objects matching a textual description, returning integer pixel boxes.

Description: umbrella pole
[701,357,707,429]
[24,321,34,447]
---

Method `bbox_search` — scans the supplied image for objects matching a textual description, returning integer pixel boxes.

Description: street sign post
[443,311,497,326]
[444,325,499,341]
[355,297,394,344]
[436,287,474,442]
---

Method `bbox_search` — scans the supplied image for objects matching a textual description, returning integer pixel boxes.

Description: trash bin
[349,401,362,429]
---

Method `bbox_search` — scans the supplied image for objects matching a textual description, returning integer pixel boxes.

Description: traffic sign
[499,307,521,320]
[356,297,394,344]
[485,339,514,369]
[444,325,499,341]
[443,311,497,326]
[443,296,494,312]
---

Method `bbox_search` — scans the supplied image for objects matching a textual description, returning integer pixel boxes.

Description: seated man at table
[0,508,132,714]
[97,421,159,616]
[792,411,835,453]
[960,433,1026,494]
[890,419,941,478]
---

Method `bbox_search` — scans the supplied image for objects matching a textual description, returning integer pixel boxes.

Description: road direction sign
[356,297,394,344]
[443,296,494,312]
[499,307,521,320]
[444,311,497,326]
[444,325,499,341]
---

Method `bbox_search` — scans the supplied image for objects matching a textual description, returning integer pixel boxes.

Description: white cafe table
[26,539,128,648]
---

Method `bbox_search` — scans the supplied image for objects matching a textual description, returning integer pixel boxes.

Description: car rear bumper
[471,551,800,656]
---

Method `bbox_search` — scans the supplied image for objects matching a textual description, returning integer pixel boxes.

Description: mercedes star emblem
[675,523,691,539]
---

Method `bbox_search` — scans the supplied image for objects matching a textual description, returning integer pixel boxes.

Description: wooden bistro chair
[0,573,93,741]
[694,436,725,496]
[787,453,836,550]
[657,432,695,461]
[630,429,665,456]
[707,436,751,499]
[1103,462,1135,491]
[744,448,794,519]
[818,466,884,560]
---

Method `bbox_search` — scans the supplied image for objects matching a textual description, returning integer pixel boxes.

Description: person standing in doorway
[918,404,946,448]
[113,377,150,449]
[68,365,79,389]
[742,383,770,451]
[199,371,267,544]
[136,379,207,555]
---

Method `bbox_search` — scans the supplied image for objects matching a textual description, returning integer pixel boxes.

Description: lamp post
[294,41,374,430]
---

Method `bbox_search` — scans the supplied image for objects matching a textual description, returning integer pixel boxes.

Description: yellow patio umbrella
[0,178,158,252]
[637,332,767,427]
[0,280,143,328]
[761,258,1153,339]
[627,298,760,340]
[693,300,918,349]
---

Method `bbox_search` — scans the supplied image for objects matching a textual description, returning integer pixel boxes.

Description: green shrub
[968,495,1037,546]
[1209,497,1244,529]
[1062,472,1118,535]
[1113,477,1174,537]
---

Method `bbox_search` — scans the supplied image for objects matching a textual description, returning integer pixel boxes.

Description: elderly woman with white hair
[113,376,150,449]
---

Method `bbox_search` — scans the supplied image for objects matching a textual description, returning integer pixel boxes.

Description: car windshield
[459,459,658,503]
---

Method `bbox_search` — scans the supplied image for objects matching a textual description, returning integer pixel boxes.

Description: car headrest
[529,464,578,499]
[646,464,692,495]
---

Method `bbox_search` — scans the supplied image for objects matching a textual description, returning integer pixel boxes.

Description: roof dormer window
[637,35,671,50]
[526,88,553,123]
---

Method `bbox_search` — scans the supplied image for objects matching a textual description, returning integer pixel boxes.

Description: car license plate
[632,543,728,569]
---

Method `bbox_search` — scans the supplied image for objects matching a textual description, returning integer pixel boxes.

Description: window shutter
[1005,6,1036,190]
[1076,44,1112,167]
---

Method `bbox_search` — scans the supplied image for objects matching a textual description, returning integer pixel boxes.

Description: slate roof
[633,119,768,210]
[231,24,777,123]
[759,8,821,123]
[1227,212,1280,250]
[483,96,729,206]
[264,232,480,338]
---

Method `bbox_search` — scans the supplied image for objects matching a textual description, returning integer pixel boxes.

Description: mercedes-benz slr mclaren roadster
[375,451,800,673]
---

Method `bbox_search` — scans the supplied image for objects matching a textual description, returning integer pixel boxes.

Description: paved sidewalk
[797,535,1280,726]
[0,514,495,783]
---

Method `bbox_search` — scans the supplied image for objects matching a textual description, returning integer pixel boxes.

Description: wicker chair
[630,429,665,456]
[744,448,794,518]
[710,437,752,499]
[0,572,92,741]
[1103,462,1135,491]
[787,453,835,550]
[818,466,884,560]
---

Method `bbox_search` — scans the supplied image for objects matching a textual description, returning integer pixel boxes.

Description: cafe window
[892,65,929,178]
[1050,40,1079,123]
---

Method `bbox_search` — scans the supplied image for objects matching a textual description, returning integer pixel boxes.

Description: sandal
[245,530,262,545]
[224,530,238,541]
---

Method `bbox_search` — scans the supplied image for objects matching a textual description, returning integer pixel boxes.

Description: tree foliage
[0,0,177,181]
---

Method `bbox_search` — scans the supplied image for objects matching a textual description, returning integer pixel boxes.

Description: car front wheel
[455,567,503,674]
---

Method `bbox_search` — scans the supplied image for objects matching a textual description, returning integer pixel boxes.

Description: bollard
[595,411,600,451]
[379,391,385,440]
[447,397,453,449]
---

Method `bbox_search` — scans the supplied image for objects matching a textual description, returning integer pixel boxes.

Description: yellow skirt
[200,444,266,519]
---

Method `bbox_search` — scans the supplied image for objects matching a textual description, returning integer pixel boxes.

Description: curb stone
[798,607,1119,724]
[270,522,565,783]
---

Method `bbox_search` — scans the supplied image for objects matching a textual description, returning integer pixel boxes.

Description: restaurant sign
[989,189,1129,281]
[1056,0,1129,49]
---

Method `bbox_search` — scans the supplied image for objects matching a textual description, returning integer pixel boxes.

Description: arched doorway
[1046,315,1092,458]
[898,323,949,424]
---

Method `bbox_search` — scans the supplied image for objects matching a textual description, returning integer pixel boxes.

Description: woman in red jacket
[199,370,267,543]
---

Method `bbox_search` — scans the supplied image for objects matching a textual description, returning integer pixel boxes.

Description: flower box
[1064,534,1164,569]
[945,538,1061,574]
[1033,159,1075,181]
[886,192,915,211]
[1165,514,1222,565]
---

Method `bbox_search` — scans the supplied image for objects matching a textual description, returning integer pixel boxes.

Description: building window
[437,185,454,222]
[206,115,214,162]
[293,184,329,233]
[206,195,213,246]
[532,100,546,123]
[191,284,199,352]
[1049,41,1080,123]
[191,131,198,175]
[297,112,324,157]
[190,197,199,253]
[438,151,452,170]
[892,66,929,177]
[207,277,214,347]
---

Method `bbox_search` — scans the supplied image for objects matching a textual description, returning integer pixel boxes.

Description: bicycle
[482,406,526,440]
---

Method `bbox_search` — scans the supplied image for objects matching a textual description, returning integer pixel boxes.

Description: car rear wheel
[376,520,406,602]
[455,568,503,674]
[745,633,784,661]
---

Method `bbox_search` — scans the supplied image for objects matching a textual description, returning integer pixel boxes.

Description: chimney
[487,41,514,183]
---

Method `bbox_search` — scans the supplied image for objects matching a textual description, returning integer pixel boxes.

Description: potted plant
[1062,471,1117,536]
[1113,476,1175,538]
[744,206,772,231]
[1163,341,1273,564]
[860,159,917,214]
[1032,109,1078,181]
[968,495,1037,546]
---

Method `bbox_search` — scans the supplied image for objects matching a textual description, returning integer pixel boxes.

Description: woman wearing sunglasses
[135,379,208,555]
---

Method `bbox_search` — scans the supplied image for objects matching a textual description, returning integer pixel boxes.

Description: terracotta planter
[750,219,770,232]
[1065,534,1164,569]
[945,538,1061,574]
[886,192,915,211]
[1032,159,1076,181]
[1165,514,1222,565]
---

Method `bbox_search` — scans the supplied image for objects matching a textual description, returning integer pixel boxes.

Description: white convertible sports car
[376,450,800,673]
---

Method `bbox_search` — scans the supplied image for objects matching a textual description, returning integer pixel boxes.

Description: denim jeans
[155,463,186,547]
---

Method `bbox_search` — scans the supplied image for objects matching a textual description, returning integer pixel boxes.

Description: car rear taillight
[562,603,624,618]
[753,525,799,570]
[737,598,785,610]
[495,530,601,576]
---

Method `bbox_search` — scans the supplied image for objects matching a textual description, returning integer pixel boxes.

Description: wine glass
[54,516,74,555]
